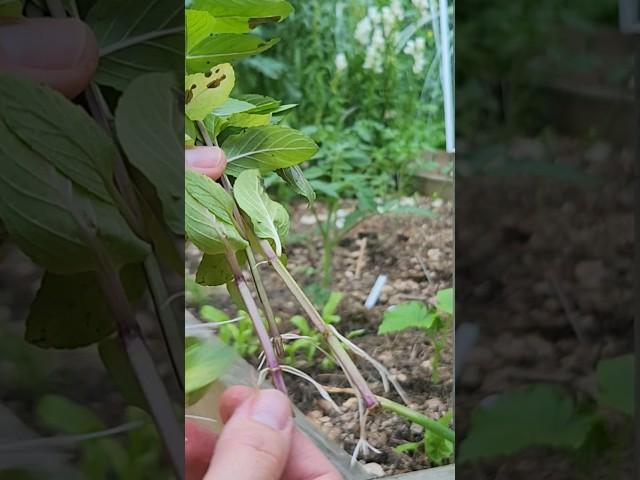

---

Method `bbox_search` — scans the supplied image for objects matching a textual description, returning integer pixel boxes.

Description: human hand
[186,386,343,480]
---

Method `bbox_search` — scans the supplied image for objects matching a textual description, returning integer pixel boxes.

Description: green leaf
[425,412,454,465]
[116,73,183,234]
[199,305,229,323]
[87,0,183,91]
[459,385,596,462]
[226,112,272,128]
[185,191,247,255]
[0,94,149,273]
[37,395,104,434]
[233,169,289,256]
[186,7,287,39]
[435,288,453,315]
[277,166,316,203]
[188,0,293,19]
[238,94,281,114]
[185,337,235,398]
[187,34,279,74]
[212,98,256,117]
[596,354,633,416]
[185,64,236,121]
[185,170,236,223]
[99,337,149,411]
[379,302,435,334]
[25,265,145,349]
[290,315,311,335]
[0,75,116,204]
[223,125,319,177]
[394,442,421,454]
[196,254,233,286]
[322,292,343,321]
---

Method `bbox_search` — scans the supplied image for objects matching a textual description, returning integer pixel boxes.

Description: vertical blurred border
[0,0,184,478]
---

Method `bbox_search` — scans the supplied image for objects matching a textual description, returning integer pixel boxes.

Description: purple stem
[224,245,288,395]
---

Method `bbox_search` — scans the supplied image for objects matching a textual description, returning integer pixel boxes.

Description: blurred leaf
[26,265,145,349]
[87,0,182,90]
[99,337,149,411]
[596,354,633,416]
[37,395,104,434]
[185,337,235,398]
[116,72,183,234]
[199,305,229,323]
[459,385,596,462]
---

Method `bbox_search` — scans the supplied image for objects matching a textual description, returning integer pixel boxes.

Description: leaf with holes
[87,0,183,91]
[185,64,235,121]
[223,125,318,176]
[187,34,279,74]
[233,169,289,256]
[116,72,183,234]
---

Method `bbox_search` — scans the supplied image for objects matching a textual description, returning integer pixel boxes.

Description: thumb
[185,146,227,180]
[205,389,294,480]
[0,17,98,98]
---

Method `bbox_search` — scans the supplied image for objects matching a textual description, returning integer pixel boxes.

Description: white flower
[415,36,426,51]
[363,45,377,70]
[335,52,348,72]
[367,6,381,25]
[382,6,394,36]
[412,0,429,16]
[403,39,416,55]
[371,27,385,48]
[390,0,405,20]
[413,55,426,74]
[355,17,372,45]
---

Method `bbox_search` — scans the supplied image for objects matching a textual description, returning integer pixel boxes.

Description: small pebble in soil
[363,463,385,477]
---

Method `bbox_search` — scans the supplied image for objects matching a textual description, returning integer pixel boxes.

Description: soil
[455,136,634,479]
[187,195,454,476]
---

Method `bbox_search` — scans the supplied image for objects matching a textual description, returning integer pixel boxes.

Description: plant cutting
[184,0,454,462]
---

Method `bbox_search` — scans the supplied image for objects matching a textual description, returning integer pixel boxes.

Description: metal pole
[438,0,455,153]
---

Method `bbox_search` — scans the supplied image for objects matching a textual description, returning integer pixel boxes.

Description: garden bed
[186,194,454,476]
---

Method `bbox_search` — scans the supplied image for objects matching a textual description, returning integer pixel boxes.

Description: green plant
[286,292,343,369]
[183,0,454,460]
[378,288,452,382]
[395,410,454,465]
[459,355,633,466]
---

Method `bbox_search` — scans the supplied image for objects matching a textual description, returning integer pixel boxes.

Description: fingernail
[0,18,94,70]
[250,390,292,431]
[186,147,225,168]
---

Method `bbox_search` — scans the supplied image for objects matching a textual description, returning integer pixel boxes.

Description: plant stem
[260,239,378,409]
[378,396,454,443]
[224,244,288,395]
[84,74,185,392]
[195,120,284,359]
[193,122,285,390]
[326,387,455,443]
[245,246,283,356]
